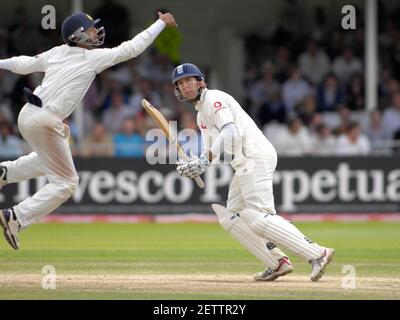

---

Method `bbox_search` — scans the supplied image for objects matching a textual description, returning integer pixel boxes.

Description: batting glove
[176,153,211,178]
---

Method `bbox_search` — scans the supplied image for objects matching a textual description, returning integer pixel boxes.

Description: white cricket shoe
[254,257,294,281]
[309,248,335,282]
[0,166,7,191]
[0,208,21,250]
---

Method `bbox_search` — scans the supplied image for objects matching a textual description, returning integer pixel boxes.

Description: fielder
[0,11,178,250]
[172,63,335,281]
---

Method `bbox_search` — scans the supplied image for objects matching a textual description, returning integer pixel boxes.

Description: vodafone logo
[214,101,223,109]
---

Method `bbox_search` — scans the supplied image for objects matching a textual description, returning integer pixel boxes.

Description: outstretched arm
[88,12,178,73]
[0,50,51,75]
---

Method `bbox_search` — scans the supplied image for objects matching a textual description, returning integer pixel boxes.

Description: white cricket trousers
[227,155,277,215]
[228,155,325,262]
[1,104,79,228]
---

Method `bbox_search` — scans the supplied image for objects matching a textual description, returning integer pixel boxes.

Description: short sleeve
[209,99,235,131]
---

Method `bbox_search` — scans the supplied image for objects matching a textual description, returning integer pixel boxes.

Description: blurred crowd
[243,1,400,156]
[2,1,400,159]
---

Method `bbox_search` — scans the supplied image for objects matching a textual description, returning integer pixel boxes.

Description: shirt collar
[66,45,88,52]
[195,88,208,111]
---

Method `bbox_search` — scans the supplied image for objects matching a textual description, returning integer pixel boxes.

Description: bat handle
[194,176,205,189]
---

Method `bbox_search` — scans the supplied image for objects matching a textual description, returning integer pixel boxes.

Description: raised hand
[158,12,178,27]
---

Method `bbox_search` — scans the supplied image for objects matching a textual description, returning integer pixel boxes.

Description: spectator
[332,47,363,85]
[317,73,345,112]
[81,123,114,157]
[0,67,18,104]
[332,105,351,136]
[0,103,13,125]
[146,52,175,84]
[346,73,365,111]
[129,78,162,116]
[110,60,135,89]
[366,110,390,142]
[308,112,324,135]
[0,121,23,158]
[249,62,280,106]
[258,89,286,125]
[102,90,133,135]
[274,46,291,82]
[282,67,312,112]
[382,92,400,139]
[84,81,105,113]
[379,76,400,109]
[96,71,123,111]
[366,110,392,154]
[274,117,313,156]
[297,94,317,126]
[113,117,146,158]
[298,39,330,85]
[248,63,280,120]
[311,123,337,156]
[336,122,371,156]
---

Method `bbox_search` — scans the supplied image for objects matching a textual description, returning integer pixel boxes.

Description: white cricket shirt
[0,20,166,120]
[195,88,276,168]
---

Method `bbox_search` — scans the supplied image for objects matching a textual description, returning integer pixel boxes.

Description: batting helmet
[172,63,205,102]
[171,63,205,85]
[61,12,105,46]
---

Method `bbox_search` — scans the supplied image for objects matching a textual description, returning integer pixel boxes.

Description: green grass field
[0,221,399,300]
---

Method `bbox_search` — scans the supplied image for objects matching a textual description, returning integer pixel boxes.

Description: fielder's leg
[0,152,45,189]
[13,105,79,229]
[1,105,79,249]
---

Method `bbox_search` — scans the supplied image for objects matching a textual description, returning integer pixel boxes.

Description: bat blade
[141,99,205,188]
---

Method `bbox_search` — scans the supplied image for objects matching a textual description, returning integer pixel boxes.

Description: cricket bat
[141,99,205,189]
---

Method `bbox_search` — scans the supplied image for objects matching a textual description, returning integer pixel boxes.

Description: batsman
[172,63,335,281]
[0,11,178,250]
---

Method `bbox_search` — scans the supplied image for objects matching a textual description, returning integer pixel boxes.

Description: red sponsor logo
[214,101,223,109]
[214,107,227,114]
[200,122,207,129]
